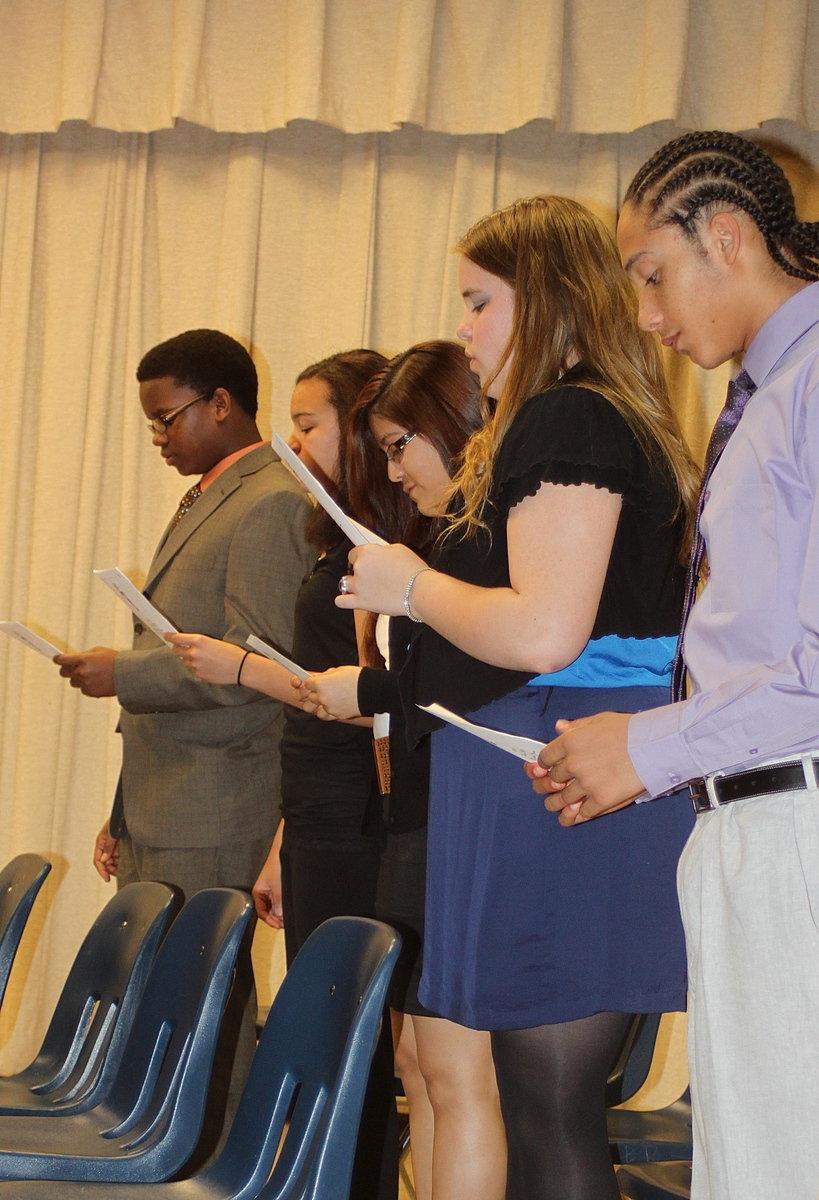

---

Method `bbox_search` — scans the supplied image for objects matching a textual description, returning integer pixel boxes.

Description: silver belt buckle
[703,769,727,809]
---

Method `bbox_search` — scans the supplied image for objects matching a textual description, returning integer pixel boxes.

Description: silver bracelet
[404,567,433,623]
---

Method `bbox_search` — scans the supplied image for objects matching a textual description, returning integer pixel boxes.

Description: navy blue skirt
[418,685,694,1030]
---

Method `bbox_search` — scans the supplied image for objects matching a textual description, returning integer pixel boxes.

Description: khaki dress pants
[679,785,819,1200]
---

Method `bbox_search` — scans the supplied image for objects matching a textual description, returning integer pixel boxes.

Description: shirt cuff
[356,667,399,718]
[628,703,703,799]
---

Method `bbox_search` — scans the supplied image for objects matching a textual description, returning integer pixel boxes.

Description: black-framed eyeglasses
[385,431,417,464]
[147,391,212,435]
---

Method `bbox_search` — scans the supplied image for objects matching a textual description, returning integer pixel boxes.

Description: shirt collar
[199,440,266,491]
[744,280,819,388]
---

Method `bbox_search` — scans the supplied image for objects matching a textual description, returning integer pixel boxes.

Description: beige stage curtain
[1,1,818,1103]
[2,0,818,136]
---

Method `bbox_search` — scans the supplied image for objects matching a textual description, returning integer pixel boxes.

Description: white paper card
[245,634,310,682]
[271,433,387,547]
[0,621,63,659]
[93,568,177,639]
[418,701,547,763]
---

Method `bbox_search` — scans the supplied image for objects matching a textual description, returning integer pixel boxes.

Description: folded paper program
[271,433,387,548]
[417,701,547,762]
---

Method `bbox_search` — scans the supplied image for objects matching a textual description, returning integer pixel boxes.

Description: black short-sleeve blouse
[399,381,687,742]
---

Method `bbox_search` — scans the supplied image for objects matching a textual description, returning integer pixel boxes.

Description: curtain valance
[2,0,816,136]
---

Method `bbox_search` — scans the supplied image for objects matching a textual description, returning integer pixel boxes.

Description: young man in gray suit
[56,328,313,1153]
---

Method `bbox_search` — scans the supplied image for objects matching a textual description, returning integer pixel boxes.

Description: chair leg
[396,1093,416,1198]
[399,1151,416,1199]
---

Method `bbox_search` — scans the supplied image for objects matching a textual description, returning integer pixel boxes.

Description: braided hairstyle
[625,131,819,282]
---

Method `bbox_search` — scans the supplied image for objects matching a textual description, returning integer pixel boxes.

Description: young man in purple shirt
[531,133,819,1200]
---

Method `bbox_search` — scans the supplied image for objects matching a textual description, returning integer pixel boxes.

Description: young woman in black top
[295,342,506,1200]
[333,197,699,1200]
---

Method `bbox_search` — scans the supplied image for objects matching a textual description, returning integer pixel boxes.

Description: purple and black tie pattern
[671,368,757,702]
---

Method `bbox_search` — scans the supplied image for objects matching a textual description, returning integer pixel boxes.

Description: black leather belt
[689,757,819,814]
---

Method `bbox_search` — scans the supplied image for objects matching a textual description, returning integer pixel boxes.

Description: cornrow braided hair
[625,130,819,281]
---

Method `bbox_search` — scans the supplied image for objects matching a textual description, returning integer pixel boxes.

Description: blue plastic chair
[606,1009,693,1164]
[609,1085,693,1163]
[606,1013,663,1106]
[0,887,252,1183]
[0,881,178,1116]
[0,854,51,1013]
[618,1161,691,1198]
[0,915,400,1200]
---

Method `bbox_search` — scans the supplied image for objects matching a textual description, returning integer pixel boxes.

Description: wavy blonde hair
[449,195,698,543]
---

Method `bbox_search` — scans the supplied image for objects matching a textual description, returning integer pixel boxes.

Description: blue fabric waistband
[528,634,675,689]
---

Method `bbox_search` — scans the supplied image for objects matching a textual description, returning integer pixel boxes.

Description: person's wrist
[236,649,252,685]
[403,567,434,623]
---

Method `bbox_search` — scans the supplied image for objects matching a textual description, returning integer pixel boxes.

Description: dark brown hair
[346,341,483,554]
[295,349,388,550]
[347,341,483,667]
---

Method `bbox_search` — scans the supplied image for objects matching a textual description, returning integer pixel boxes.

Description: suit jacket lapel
[144,445,275,595]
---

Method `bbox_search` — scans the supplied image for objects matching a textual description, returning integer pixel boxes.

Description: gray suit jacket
[111,445,313,854]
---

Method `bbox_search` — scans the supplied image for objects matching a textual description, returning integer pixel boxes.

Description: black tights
[491,1011,632,1200]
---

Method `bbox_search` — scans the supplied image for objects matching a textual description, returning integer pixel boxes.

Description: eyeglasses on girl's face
[385,431,417,463]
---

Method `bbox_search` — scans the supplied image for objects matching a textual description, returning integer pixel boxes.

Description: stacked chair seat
[0,854,51,1013]
[0,886,252,1184]
[0,880,178,1116]
[0,914,399,1200]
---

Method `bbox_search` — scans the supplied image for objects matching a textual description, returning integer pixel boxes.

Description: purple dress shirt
[629,281,819,797]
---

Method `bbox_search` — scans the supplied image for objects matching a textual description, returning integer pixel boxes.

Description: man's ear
[705,210,743,268]
[212,387,232,422]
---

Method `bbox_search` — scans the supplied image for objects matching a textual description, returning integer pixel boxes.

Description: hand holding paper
[50,567,177,698]
[165,631,309,693]
[296,664,363,719]
[0,621,116,697]
[55,647,118,697]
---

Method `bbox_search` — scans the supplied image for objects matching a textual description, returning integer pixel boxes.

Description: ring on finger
[338,575,351,595]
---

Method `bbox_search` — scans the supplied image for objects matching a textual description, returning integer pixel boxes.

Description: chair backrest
[97,887,253,1177]
[202,916,399,1200]
[10,881,179,1111]
[0,854,51,1012]
[606,1013,663,1107]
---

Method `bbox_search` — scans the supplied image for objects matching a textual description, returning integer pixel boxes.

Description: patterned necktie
[171,482,202,529]
[671,368,757,701]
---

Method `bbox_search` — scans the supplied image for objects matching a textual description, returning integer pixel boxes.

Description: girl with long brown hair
[335,196,697,1200]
